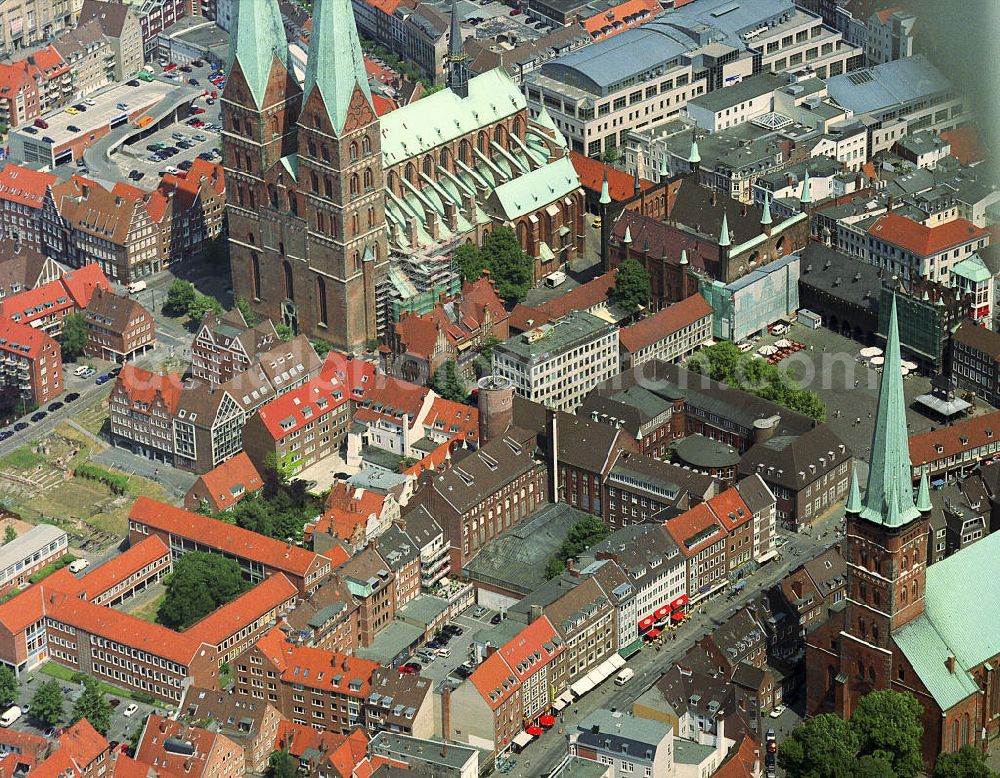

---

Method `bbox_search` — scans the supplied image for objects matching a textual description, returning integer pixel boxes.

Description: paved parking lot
[7,668,163,746]
[405,606,508,682]
[113,61,223,183]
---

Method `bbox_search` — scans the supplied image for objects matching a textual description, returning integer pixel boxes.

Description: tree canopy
[235,298,259,327]
[0,665,15,706]
[31,679,63,727]
[157,552,248,630]
[546,515,610,578]
[58,312,89,361]
[452,228,534,305]
[688,341,826,421]
[432,360,467,402]
[222,467,323,543]
[934,746,999,778]
[268,750,298,778]
[610,259,652,311]
[71,677,112,734]
[163,279,224,324]
[779,690,924,778]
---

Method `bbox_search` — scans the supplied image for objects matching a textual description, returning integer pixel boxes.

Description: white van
[68,559,90,573]
[436,648,451,658]
[544,271,567,288]
[127,280,147,294]
[615,668,634,686]
[0,706,21,727]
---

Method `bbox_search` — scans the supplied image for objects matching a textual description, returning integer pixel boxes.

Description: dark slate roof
[376,524,419,571]
[952,320,1000,359]
[797,243,882,313]
[400,504,443,549]
[738,423,851,489]
[513,395,625,476]
[668,178,768,246]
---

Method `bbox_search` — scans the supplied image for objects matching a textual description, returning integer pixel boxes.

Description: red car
[191,107,206,115]
[164,63,177,71]
[397,665,416,674]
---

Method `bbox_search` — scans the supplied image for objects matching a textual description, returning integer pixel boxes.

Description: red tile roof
[509,271,618,332]
[255,373,350,441]
[570,151,653,201]
[23,45,69,81]
[157,158,225,211]
[0,263,110,327]
[583,0,661,38]
[940,126,987,165]
[868,212,989,256]
[109,754,155,778]
[470,650,520,711]
[663,502,725,557]
[54,719,108,771]
[58,263,113,308]
[191,452,264,511]
[114,364,184,415]
[129,497,326,579]
[135,715,233,777]
[184,574,297,646]
[619,293,713,353]
[111,181,147,202]
[274,723,369,777]
[0,316,59,360]
[76,535,169,602]
[0,164,55,209]
[372,93,396,116]
[0,728,48,760]
[424,397,479,443]
[908,409,1000,468]
[706,486,753,532]
[471,616,563,710]
[353,377,430,431]
[320,351,377,401]
[404,437,461,477]
[714,734,762,778]
[325,482,387,517]
[255,627,378,696]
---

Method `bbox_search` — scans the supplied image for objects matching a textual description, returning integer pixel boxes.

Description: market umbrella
[902,360,918,371]
[860,346,883,358]
[775,338,792,349]
[900,367,910,376]
[870,356,885,366]
[758,344,778,356]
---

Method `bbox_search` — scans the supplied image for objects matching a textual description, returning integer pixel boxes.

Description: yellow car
[592,216,603,228]
[65,107,79,115]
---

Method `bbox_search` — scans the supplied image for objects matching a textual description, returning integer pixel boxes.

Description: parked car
[13,423,28,432]
[73,103,87,112]
[188,78,199,86]
[769,705,786,718]
[490,613,504,624]
[84,97,96,106]
[123,703,139,717]
[194,133,207,142]
[47,402,63,412]
[82,368,96,378]
[73,365,90,377]
[126,80,140,87]
[178,160,193,171]
[23,126,38,135]
[108,367,122,377]
[95,374,111,385]
[180,65,192,73]
[68,559,90,573]
[128,171,145,181]
[30,412,47,423]
[473,606,487,618]
[65,393,80,402]
[67,124,80,133]
[397,665,416,674]
[0,431,13,442]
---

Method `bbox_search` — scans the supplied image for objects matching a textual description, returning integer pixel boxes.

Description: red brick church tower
[222,0,387,351]
[810,295,933,719]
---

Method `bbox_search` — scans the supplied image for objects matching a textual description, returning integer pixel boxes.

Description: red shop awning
[643,628,661,640]
[526,726,543,737]
[670,595,689,610]
[539,715,556,728]
[654,605,670,620]
[638,617,653,630]
[671,611,684,622]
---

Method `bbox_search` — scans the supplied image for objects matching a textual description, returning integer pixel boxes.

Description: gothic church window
[362,136,372,155]
[283,260,294,301]
[350,142,358,161]
[322,144,330,161]
[308,139,317,157]
[317,276,328,325]
[364,169,373,190]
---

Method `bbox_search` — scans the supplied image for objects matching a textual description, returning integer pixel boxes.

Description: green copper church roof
[719,212,731,247]
[303,0,373,136]
[859,294,921,527]
[799,169,812,203]
[228,0,290,109]
[760,191,772,226]
[845,462,862,514]
[688,137,701,164]
[916,466,932,513]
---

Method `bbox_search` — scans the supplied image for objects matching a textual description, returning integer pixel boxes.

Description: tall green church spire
[860,294,921,527]
[304,0,373,136]
[228,0,290,109]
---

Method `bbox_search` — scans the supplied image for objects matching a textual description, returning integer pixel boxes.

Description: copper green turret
[304,0,373,136]
[719,212,731,247]
[845,462,862,514]
[860,294,921,527]
[916,466,932,513]
[228,0,290,109]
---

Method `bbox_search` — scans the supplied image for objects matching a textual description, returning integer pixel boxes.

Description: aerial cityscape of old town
[0,0,991,775]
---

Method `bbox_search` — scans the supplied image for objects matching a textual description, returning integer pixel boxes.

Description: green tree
[610,258,652,311]
[31,679,63,727]
[71,677,112,734]
[164,279,196,317]
[187,292,224,324]
[544,558,564,579]
[2,525,15,545]
[851,689,924,778]
[432,360,467,402]
[481,227,533,305]
[268,749,298,778]
[934,746,999,778]
[235,298,259,327]
[479,334,499,363]
[778,713,859,778]
[600,144,620,164]
[310,338,332,358]
[454,243,485,284]
[275,323,295,341]
[0,665,15,706]
[560,515,610,561]
[157,552,248,630]
[58,312,89,361]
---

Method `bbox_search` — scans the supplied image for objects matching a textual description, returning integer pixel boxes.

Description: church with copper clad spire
[805,294,1000,767]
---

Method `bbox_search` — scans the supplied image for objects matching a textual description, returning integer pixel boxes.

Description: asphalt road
[506,510,844,777]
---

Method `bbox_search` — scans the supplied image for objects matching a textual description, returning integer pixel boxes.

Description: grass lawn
[129,591,165,623]
[39,663,151,703]
[0,447,44,471]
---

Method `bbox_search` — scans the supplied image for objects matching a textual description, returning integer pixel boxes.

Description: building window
[317,276,327,325]
[283,261,294,301]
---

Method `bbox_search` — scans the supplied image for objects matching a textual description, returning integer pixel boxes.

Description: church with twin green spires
[806,294,1000,767]
[222,0,584,352]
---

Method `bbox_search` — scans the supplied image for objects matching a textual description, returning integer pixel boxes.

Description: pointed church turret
[916,466,932,513]
[228,0,292,109]
[599,171,611,272]
[303,0,373,136]
[623,225,632,245]
[719,211,731,247]
[446,0,469,98]
[688,132,701,172]
[799,170,812,206]
[599,171,611,206]
[845,462,862,515]
[761,191,773,236]
[679,249,688,265]
[860,294,921,527]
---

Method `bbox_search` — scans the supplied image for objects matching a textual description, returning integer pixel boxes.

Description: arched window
[367,206,375,228]
[902,553,908,569]
[316,276,328,325]
[353,250,361,271]
[513,116,524,138]
[517,220,527,247]
[250,253,261,299]
[269,186,278,209]
[776,235,786,256]
[477,131,488,153]
[962,713,969,745]
[868,666,875,682]
[307,138,317,157]
[858,618,866,638]
[362,135,372,155]
[439,147,450,169]
[364,169,373,190]
[350,174,359,196]
[278,241,284,257]
[282,260,294,301]
[247,232,256,246]
[311,172,319,192]
[352,213,359,235]
[460,139,471,164]
[372,242,379,261]
[317,212,326,233]
[901,586,908,605]
[237,185,246,207]
[324,176,333,199]
[270,115,278,136]
[289,189,298,217]
[321,143,330,161]
[872,623,879,643]
[422,156,433,177]
[244,152,252,172]
[952,720,959,752]
[911,581,918,600]
[248,188,256,209]
[350,142,359,161]
[493,124,504,145]
[405,162,416,185]
[387,171,397,194]
[856,660,864,679]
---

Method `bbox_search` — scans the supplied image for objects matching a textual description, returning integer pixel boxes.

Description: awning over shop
[619,640,643,659]
[671,611,684,622]
[553,698,568,712]
[512,731,534,749]
[571,676,595,697]
[594,659,617,682]
[609,654,627,670]
[654,605,670,620]
[670,595,689,610]
[638,617,654,630]
[586,669,605,687]
[644,628,662,640]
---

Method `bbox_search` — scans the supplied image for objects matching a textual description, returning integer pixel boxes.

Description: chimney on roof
[947,655,956,673]
[529,604,542,624]
[81,184,89,198]
[547,408,559,501]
